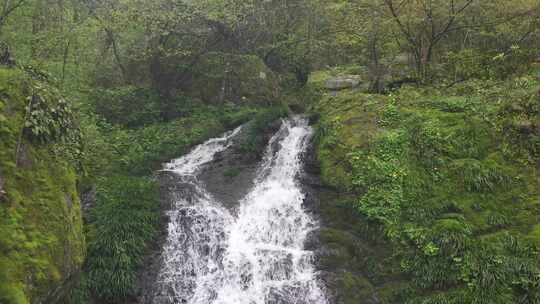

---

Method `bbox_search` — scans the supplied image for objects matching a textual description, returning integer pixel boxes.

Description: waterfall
[154,117,327,304]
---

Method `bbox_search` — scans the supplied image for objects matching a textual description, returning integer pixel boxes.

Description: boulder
[183,52,280,104]
[324,75,363,91]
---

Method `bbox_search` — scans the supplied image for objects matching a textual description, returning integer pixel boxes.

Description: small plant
[450,159,509,192]
[433,96,470,113]
[380,103,400,126]
[239,105,287,154]
[487,212,510,229]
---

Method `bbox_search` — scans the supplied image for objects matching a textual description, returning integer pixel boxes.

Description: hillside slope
[311,68,540,303]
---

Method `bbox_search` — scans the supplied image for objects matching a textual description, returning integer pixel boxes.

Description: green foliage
[450,159,510,192]
[432,96,471,113]
[239,105,288,154]
[0,67,85,304]
[23,81,77,143]
[314,69,540,303]
[349,130,408,224]
[91,86,163,128]
[0,0,539,303]
[380,102,401,126]
[85,175,158,300]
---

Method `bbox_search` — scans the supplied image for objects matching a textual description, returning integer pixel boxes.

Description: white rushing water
[155,117,327,304]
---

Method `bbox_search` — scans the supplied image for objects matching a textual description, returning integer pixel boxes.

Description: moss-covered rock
[184,52,280,104]
[336,271,377,304]
[311,69,540,303]
[0,67,84,304]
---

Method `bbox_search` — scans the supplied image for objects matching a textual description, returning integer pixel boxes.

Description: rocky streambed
[137,117,344,304]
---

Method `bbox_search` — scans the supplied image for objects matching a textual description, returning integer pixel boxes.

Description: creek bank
[303,130,393,304]
[308,68,540,303]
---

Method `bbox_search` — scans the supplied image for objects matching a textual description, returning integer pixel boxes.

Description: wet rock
[198,122,280,210]
[137,171,184,304]
[304,229,322,251]
[137,122,280,303]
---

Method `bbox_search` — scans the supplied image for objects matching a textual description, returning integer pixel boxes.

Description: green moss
[313,92,385,190]
[528,223,540,243]
[0,67,84,304]
[319,228,357,269]
[312,68,540,303]
[337,272,375,304]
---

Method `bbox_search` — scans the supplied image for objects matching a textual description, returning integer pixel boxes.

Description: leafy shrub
[407,118,447,168]
[91,86,162,128]
[487,212,510,229]
[349,131,408,225]
[23,79,79,145]
[431,219,473,256]
[314,70,540,304]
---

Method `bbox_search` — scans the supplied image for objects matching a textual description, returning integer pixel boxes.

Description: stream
[153,117,327,304]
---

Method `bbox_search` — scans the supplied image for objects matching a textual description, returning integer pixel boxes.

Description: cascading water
[154,117,327,304]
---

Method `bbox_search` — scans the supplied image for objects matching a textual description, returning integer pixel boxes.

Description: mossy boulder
[0,67,84,304]
[184,52,279,104]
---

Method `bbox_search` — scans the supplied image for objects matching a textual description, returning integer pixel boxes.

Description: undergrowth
[0,67,84,304]
[313,69,540,303]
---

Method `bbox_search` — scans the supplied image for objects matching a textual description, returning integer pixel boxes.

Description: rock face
[324,75,363,91]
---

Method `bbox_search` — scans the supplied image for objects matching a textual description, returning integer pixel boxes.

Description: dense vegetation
[0,67,84,304]
[311,66,540,303]
[0,0,539,303]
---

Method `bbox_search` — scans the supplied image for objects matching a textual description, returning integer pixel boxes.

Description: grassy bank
[310,68,540,303]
